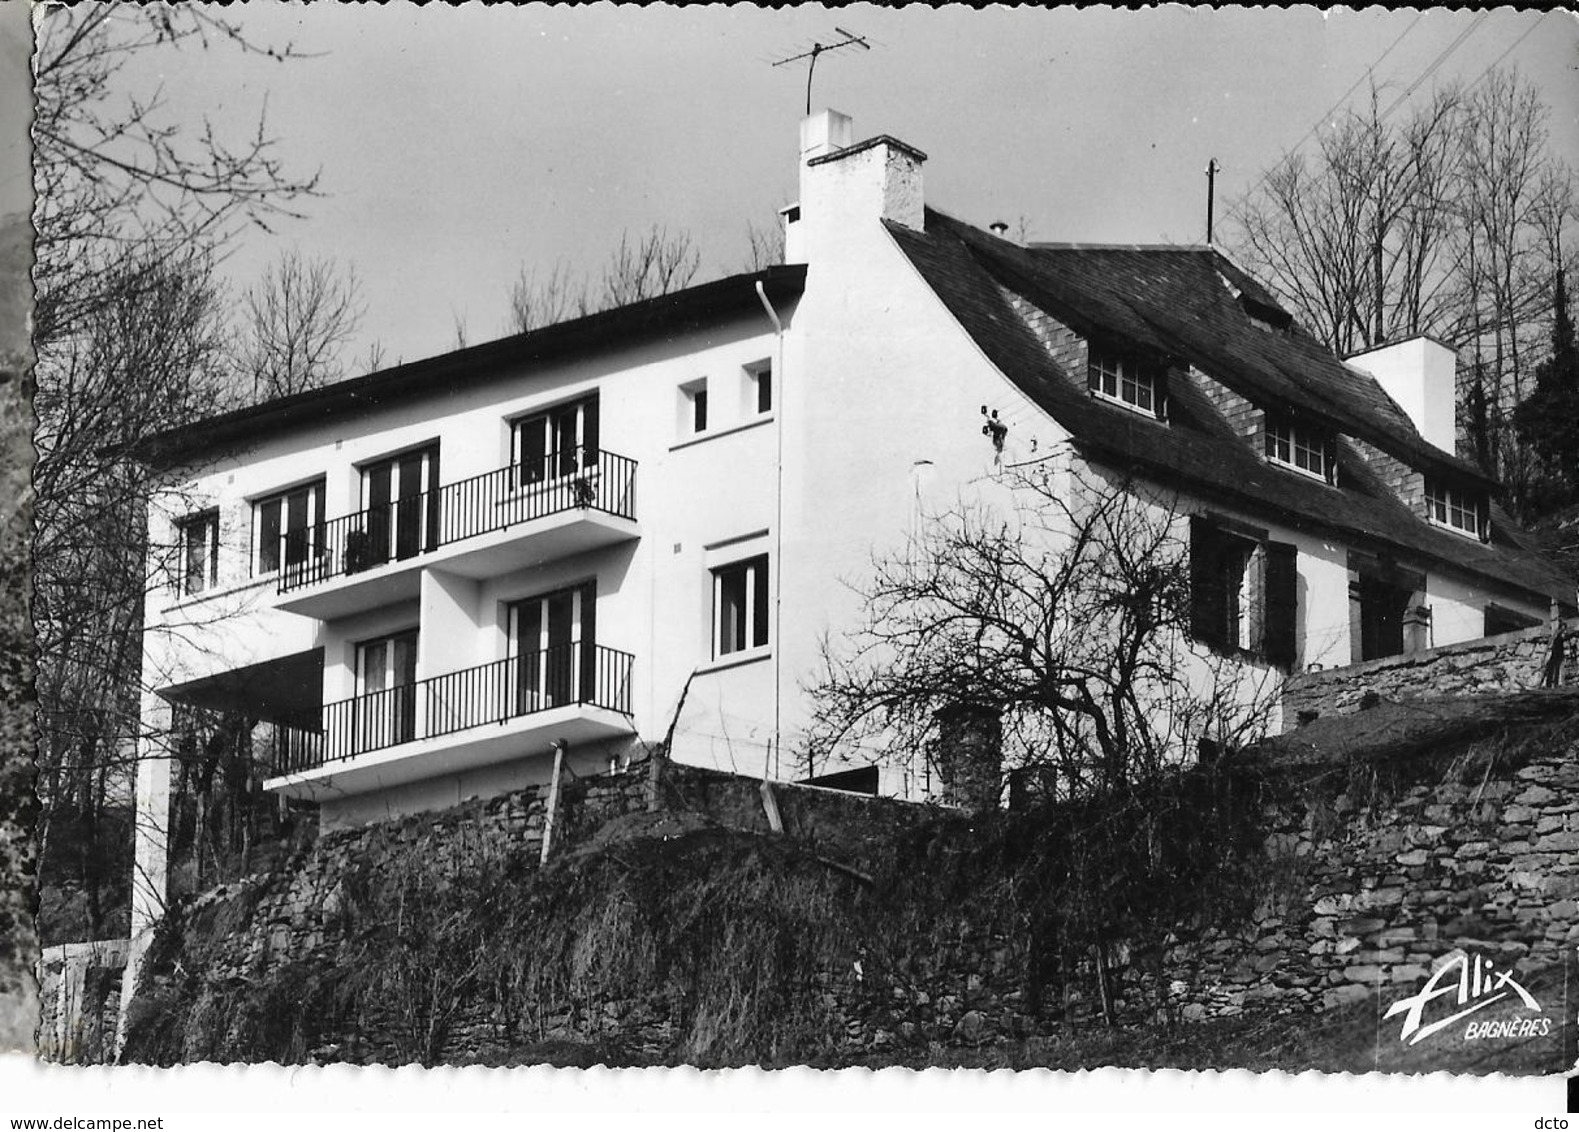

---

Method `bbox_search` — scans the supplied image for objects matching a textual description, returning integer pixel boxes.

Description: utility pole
[772,27,871,116]
[1205,158,1220,245]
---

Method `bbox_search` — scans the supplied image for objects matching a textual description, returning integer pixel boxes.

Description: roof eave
[135,264,807,469]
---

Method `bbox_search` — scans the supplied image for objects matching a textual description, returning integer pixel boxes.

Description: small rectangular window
[1265,418,1334,483]
[712,554,769,658]
[751,361,773,414]
[1425,479,1488,539]
[677,379,709,438]
[1087,352,1159,416]
[177,510,220,596]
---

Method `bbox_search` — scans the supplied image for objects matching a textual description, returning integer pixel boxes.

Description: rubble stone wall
[1283,623,1577,725]
[123,726,1579,1063]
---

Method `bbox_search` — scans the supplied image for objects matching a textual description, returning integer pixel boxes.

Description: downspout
[756,280,785,781]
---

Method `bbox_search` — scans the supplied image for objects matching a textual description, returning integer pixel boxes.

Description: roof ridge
[1028,241,1214,253]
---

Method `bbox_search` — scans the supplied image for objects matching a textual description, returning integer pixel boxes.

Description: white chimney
[1346,336,1458,456]
[800,109,854,163]
[789,110,926,266]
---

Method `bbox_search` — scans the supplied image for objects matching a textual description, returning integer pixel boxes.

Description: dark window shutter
[1323,438,1338,485]
[1262,540,1299,669]
[1154,371,1169,421]
[1189,516,1226,649]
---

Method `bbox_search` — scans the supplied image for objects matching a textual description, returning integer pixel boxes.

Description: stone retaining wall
[124,715,1579,1067]
[1283,622,1577,726]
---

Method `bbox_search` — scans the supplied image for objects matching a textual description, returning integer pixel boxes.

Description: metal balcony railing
[277,446,637,593]
[266,642,634,776]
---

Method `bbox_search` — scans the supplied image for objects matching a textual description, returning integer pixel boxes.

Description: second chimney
[1347,336,1458,456]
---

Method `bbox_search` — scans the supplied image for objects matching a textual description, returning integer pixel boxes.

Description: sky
[17,5,1579,375]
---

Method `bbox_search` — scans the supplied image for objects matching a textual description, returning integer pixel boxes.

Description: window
[354,444,440,570]
[748,360,772,414]
[177,510,219,596]
[1426,479,1488,540]
[510,582,596,711]
[1347,555,1429,662]
[1189,516,1297,667]
[1265,418,1335,483]
[690,385,709,433]
[512,395,599,485]
[1087,351,1161,416]
[712,554,769,658]
[253,480,325,577]
[354,629,418,752]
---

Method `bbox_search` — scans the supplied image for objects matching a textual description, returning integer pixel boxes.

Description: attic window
[1265,417,1336,484]
[1425,478,1489,541]
[1088,352,1163,418]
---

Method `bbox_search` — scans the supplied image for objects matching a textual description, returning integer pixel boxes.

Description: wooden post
[540,740,566,866]
[759,780,784,834]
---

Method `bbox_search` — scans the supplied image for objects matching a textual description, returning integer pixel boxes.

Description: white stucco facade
[129,109,1564,948]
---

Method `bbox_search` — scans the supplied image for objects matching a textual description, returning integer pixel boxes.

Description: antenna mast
[772,27,871,116]
[1205,158,1220,244]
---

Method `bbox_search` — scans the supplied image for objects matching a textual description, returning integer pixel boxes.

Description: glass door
[510,583,596,714]
[355,629,419,751]
[360,444,440,568]
[513,395,600,487]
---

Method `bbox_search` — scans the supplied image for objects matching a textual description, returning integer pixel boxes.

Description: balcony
[263,642,635,800]
[275,446,638,619]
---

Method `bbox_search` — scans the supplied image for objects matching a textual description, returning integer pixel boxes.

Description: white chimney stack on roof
[800,109,854,163]
[790,109,927,266]
[1347,336,1459,456]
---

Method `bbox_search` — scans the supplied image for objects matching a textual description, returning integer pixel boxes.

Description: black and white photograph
[3,2,1579,1121]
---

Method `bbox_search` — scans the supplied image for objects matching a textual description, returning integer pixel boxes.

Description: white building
[129,110,1573,940]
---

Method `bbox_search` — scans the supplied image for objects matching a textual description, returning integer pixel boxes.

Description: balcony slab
[275,509,638,620]
[263,701,635,801]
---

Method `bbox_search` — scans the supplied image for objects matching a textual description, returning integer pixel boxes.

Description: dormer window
[1088,352,1162,418]
[1265,417,1335,484]
[1426,479,1489,540]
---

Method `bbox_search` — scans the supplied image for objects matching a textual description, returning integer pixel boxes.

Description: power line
[1378,12,1489,122]
[1462,12,1550,96]
[1224,14,1424,224]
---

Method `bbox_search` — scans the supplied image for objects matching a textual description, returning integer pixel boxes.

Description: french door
[510,582,596,713]
[361,444,440,566]
[355,629,419,751]
[513,396,599,486]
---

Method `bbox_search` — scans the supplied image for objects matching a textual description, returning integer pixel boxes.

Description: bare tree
[30,8,320,942]
[233,251,363,400]
[33,246,235,940]
[506,260,587,335]
[31,6,320,347]
[1226,69,1577,506]
[807,465,1277,805]
[743,218,785,273]
[506,227,701,334]
[598,225,700,308]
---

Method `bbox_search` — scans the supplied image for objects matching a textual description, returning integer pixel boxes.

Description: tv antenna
[772,27,871,116]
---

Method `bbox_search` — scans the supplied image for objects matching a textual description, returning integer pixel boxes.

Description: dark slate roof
[887,209,1572,608]
[134,265,807,468]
